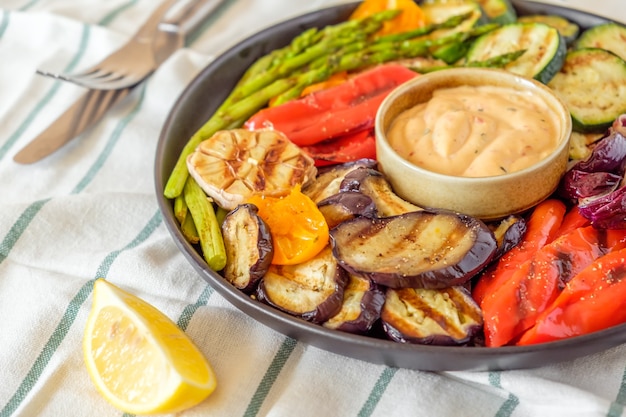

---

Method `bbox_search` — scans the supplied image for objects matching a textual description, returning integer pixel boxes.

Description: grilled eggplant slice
[317,191,377,229]
[339,168,421,216]
[257,246,348,323]
[302,158,377,204]
[323,274,385,334]
[382,286,483,345]
[187,129,317,210]
[489,214,527,260]
[221,204,273,293]
[330,210,497,289]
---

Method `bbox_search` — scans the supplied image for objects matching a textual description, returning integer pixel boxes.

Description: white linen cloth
[0,1,625,416]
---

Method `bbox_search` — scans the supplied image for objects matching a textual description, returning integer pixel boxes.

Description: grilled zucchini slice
[548,48,626,133]
[575,22,626,61]
[421,0,485,40]
[517,14,580,45]
[466,22,566,84]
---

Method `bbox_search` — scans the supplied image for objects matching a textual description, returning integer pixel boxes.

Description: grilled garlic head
[187,129,317,210]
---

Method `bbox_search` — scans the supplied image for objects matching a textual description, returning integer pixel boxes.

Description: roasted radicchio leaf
[579,186,626,229]
[560,170,622,200]
[559,114,626,228]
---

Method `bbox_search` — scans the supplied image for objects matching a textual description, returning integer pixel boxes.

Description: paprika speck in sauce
[386,85,560,177]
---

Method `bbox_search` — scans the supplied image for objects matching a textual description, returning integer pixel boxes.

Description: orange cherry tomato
[247,186,329,265]
[349,0,426,36]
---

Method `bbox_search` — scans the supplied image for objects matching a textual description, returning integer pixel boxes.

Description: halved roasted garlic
[187,129,317,210]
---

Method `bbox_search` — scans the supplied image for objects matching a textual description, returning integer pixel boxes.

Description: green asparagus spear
[416,50,527,73]
[229,14,394,102]
[181,212,200,244]
[373,11,473,43]
[183,177,226,271]
[466,49,527,68]
[173,193,187,225]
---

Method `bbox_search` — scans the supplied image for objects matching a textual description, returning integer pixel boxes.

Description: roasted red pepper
[303,129,376,166]
[244,64,417,147]
[555,205,591,236]
[482,225,626,347]
[472,199,567,306]
[518,247,626,345]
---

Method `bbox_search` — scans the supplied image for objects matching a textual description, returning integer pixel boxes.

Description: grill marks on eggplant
[317,192,377,229]
[340,168,421,216]
[257,247,348,323]
[382,286,483,345]
[330,211,497,289]
[303,158,377,204]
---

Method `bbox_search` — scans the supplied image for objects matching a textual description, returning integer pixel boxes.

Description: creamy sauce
[386,85,560,177]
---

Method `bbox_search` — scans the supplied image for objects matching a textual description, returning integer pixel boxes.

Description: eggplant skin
[323,274,385,334]
[221,204,273,293]
[302,159,377,204]
[381,286,483,345]
[489,215,527,260]
[317,191,377,229]
[339,167,421,216]
[330,209,497,289]
[257,246,348,323]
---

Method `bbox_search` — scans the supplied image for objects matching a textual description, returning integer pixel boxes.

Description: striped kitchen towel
[1,1,626,416]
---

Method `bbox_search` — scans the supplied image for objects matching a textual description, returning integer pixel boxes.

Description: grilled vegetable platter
[155,0,626,371]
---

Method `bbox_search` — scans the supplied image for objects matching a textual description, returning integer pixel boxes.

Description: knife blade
[13,0,224,164]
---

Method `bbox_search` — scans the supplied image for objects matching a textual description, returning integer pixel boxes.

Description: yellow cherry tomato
[349,0,426,35]
[247,185,329,265]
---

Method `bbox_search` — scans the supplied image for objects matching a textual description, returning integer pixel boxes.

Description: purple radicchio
[560,115,626,229]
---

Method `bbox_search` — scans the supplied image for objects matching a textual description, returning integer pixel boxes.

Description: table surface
[1,1,626,417]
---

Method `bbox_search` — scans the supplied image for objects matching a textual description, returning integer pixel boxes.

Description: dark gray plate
[155,1,621,371]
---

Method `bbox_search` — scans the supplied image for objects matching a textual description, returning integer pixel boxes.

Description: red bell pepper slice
[517,247,626,345]
[554,205,591,237]
[472,199,567,306]
[244,64,417,146]
[482,225,626,347]
[303,128,376,167]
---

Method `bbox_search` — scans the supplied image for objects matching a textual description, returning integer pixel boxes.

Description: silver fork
[36,0,178,90]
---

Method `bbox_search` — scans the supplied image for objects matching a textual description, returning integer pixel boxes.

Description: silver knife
[13,0,224,164]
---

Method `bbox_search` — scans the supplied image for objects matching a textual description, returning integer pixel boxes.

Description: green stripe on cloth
[606,366,626,417]
[243,337,298,417]
[489,372,520,417]
[18,0,41,11]
[0,10,10,39]
[0,199,49,265]
[98,0,138,26]
[0,210,163,417]
[358,367,398,417]
[176,284,215,331]
[184,0,235,46]
[0,24,90,161]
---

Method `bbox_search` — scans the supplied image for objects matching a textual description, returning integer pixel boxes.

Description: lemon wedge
[83,279,217,415]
